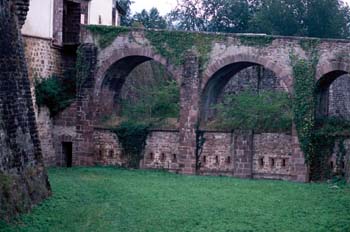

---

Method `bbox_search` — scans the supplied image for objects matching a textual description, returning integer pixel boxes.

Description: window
[161,153,166,162]
[172,154,177,162]
[259,157,264,167]
[270,158,275,168]
[226,156,231,164]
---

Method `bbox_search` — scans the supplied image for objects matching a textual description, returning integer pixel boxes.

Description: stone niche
[0,0,51,220]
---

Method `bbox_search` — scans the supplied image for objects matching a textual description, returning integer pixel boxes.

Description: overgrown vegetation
[214,90,293,132]
[111,121,149,168]
[105,74,180,167]
[2,167,350,231]
[291,56,317,164]
[121,80,180,123]
[145,30,225,68]
[35,71,76,117]
[85,25,131,48]
[239,35,275,47]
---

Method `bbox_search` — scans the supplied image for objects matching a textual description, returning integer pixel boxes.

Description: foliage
[169,0,350,39]
[132,8,167,29]
[239,35,275,47]
[119,0,133,26]
[215,90,293,132]
[85,25,131,48]
[145,30,225,68]
[291,56,317,164]
[121,79,180,124]
[35,71,76,117]
[2,167,350,231]
[299,38,321,53]
[169,0,251,33]
[112,121,149,168]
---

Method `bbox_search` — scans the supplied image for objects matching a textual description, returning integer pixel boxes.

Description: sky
[131,0,177,15]
[131,0,350,16]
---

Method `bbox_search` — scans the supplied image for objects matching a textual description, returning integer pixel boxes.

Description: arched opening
[201,62,292,132]
[97,56,180,129]
[314,71,350,180]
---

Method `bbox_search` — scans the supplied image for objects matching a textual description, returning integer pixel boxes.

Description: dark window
[149,153,154,160]
[259,157,264,167]
[282,159,287,167]
[271,158,275,168]
[172,154,177,162]
[203,156,207,163]
[226,156,231,164]
[161,153,166,162]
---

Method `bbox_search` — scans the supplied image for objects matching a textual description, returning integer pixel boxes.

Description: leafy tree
[119,0,133,26]
[132,8,167,29]
[169,0,350,38]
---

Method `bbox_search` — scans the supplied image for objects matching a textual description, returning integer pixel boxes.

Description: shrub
[215,90,293,132]
[35,71,76,117]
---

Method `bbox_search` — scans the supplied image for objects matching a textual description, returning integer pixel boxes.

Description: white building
[22,0,126,45]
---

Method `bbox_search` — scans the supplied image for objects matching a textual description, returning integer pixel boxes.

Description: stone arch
[202,53,292,92]
[315,60,350,119]
[200,53,293,122]
[94,47,181,97]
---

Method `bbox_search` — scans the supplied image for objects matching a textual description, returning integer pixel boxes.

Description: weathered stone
[0,0,50,220]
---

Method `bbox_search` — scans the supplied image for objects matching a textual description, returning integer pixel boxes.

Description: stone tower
[0,0,51,220]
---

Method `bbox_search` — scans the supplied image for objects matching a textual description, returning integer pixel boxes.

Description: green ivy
[85,25,131,49]
[111,121,150,168]
[299,38,321,53]
[145,30,225,69]
[35,71,76,117]
[239,35,275,47]
[291,55,317,164]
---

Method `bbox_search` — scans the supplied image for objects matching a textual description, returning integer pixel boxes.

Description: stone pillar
[178,51,200,174]
[0,0,50,220]
[233,131,253,178]
[75,43,97,166]
[290,124,309,182]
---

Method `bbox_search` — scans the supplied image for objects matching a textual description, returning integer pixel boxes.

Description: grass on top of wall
[1,167,350,232]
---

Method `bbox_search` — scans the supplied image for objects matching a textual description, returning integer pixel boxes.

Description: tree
[169,0,350,38]
[132,8,167,29]
[119,0,133,26]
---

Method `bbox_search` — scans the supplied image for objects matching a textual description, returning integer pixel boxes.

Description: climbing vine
[145,30,225,70]
[291,55,317,164]
[239,35,275,47]
[111,121,150,168]
[35,71,76,117]
[85,25,131,49]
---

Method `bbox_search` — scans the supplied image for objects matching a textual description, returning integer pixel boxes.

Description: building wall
[88,0,114,25]
[22,0,54,38]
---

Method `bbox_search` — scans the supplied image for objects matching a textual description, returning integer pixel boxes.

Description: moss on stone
[299,38,321,53]
[239,35,275,47]
[85,25,131,49]
[145,30,226,69]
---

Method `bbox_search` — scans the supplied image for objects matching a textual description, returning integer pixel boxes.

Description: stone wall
[141,130,180,171]
[253,133,293,180]
[328,75,350,120]
[91,129,300,181]
[0,0,50,220]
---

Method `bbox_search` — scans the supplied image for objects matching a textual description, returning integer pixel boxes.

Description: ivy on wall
[291,55,317,163]
[35,71,76,117]
[85,25,131,49]
[85,26,279,71]
[111,121,149,168]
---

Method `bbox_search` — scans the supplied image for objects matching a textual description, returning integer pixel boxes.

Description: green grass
[1,167,350,232]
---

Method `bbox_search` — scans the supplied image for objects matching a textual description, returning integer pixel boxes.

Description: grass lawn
[1,167,350,232]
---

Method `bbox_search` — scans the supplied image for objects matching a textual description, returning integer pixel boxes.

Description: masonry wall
[328,74,350,120]
[0,0,51,220]
[23,35,63,167]
[92,129,301,181]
